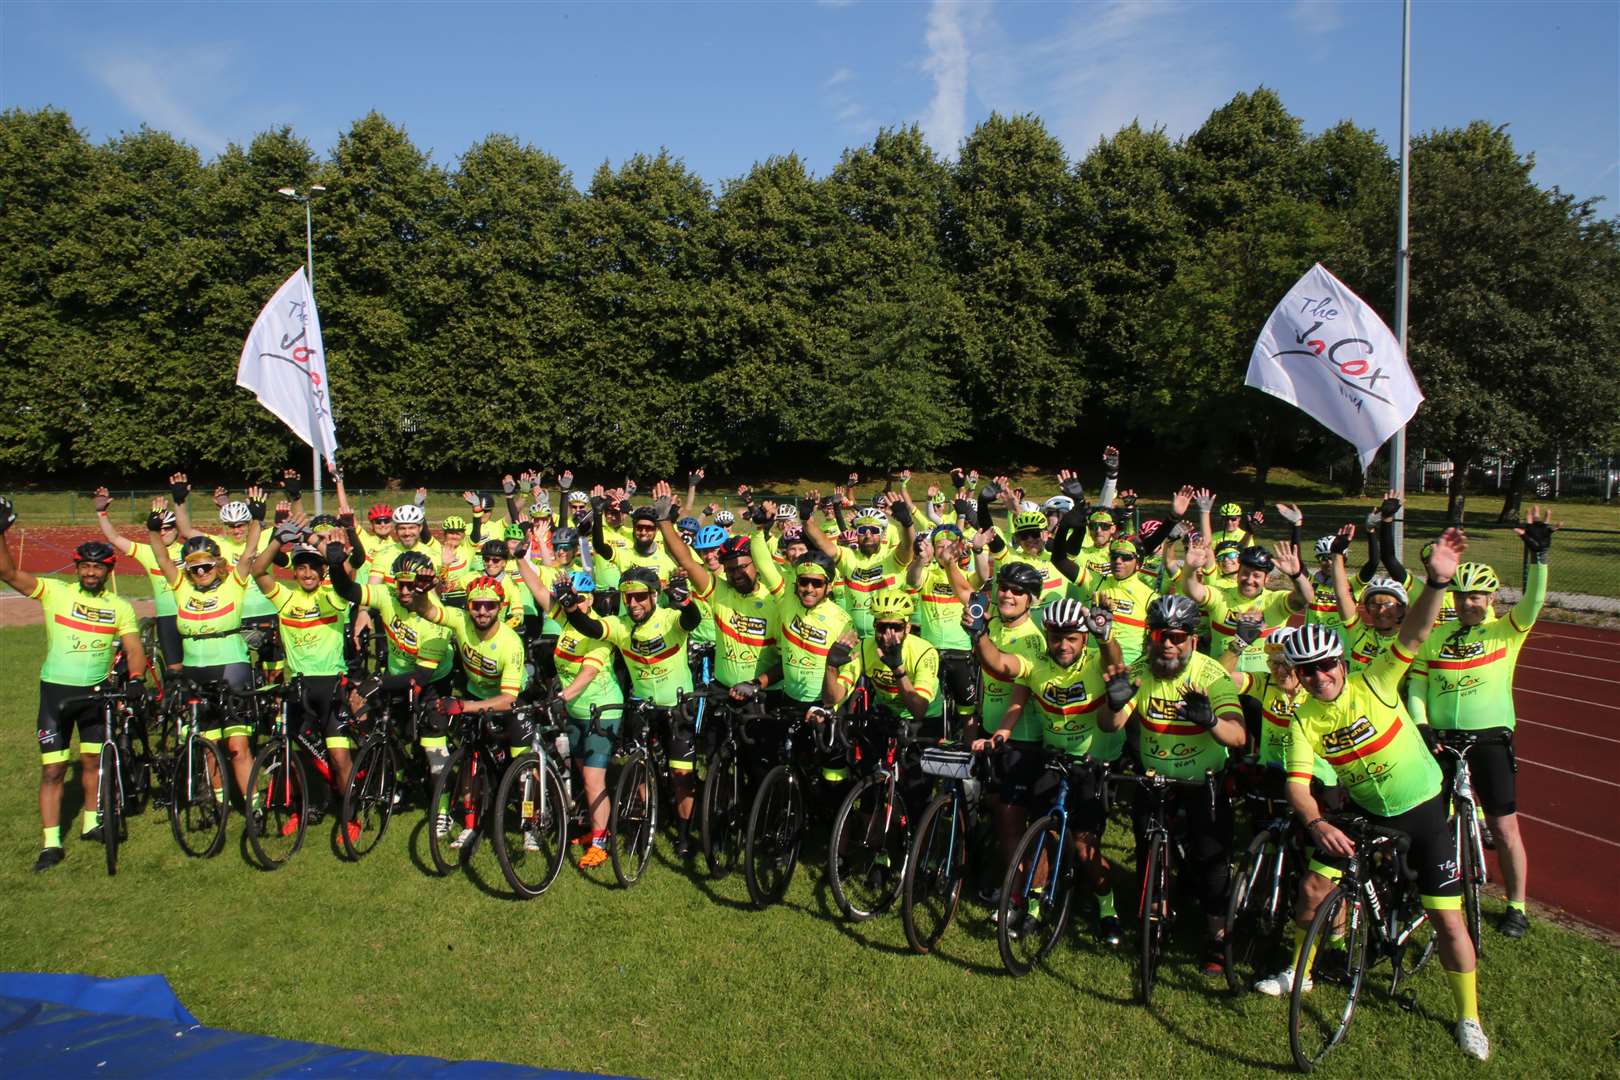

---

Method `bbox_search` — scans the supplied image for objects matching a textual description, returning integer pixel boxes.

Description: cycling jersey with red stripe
[1288,645,1441,817]
[435,607,526,701]
[910,562,975,652]
[1407,561,1544,732]
[1201,585,1296,674]
[355,583,454,681]
[600,608,693,706]
[835,547,908,637]
[172,571,251,666]
[1088,572,1158,664]
[553,622,621,721]
[980,615,1048,741]
[263,581,350,676]
[1008,649,1109,759]
[777,594,854,703]
[1117,651,1243,780]
[1233,669,1336,787]
[693,572,783,688]
[29,578,138,685]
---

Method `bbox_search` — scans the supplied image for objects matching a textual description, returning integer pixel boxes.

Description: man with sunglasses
[0,499,148,871]
[1193,490,1257,549]
[1099,593,1248,975]
[1182,538,1312,674]
[593,503,679,588]
[766,549,859,722]
[92,488,184,674]
[908,524,993,738]
[803,495,915,640]
[367,502,442,587]
[1270,529,1492,1061]
[450,538,525,634]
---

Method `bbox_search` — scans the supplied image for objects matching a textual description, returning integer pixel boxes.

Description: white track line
[1516,717,1620,745]
[1524,644,1620,664]
[1518,813,1620,850]
[1516,687,1620,713]
[1521,664,1620,685]
[1518,758,1620,790]
[1534,628,1620,647]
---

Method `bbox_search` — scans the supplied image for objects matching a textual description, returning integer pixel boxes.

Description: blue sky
[3,1,1615,207]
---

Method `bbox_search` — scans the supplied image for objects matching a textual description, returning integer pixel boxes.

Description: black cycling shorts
[1437,728,1518,816]
[37,681,108,763]
[1028,760,1107,836]
[993,740,1046,807]
[1312,792,1462,908]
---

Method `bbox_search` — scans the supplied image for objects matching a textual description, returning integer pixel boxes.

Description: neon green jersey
[911,562,973,652]
[356,583,454,680]
[445,565,525,632]
[601,608,693,706]
[1009,649,1108,760]
[834,546,908,637]
[1337,615,1400,673]
[1407,563,1543,732]
[437,608,526,701]
[263,582,349,677]
[553,621,621,721]
[857,634,941,720]
[1200,585,1297,673]
[1235,670,1335,787]
[173,571,251,667]
[1289,644,1438,816]
[1090,572,1159,666]
[129,540,181,617]
[1118,651,1243,780]
[778,595,853,703]
[994,548,1070,612]
[29,578,137,686]
[605,544,679,587]
[980,615,1047,741]
[367,537,444,585]
[694,571,782,688]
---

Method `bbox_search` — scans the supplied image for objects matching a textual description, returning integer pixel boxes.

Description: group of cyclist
[1,447,1562,1063]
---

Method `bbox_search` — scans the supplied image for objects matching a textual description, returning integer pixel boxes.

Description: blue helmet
[694,525,729,551]
[569,571,595,593]
[677,516,701,534]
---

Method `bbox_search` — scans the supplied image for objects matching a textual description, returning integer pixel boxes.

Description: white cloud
[820,67,875,136]
[817,0,857,8]
[921,0,972,159]
[823,67,855,89]
[87,42,235,152]
[1289,0,1344,36]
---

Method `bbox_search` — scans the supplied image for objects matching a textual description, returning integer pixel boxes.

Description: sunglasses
[469,601,501,612]
[1001,583,1030,597]
[621,591,654,603]
[873,622,908,634]
[185,562,217,574]
[1109,553,1137,563]
[1149,628,1193,645]
[795,576,828,588]
[1295,658,1341,677]
[854,526,883,536]
[397,578,433,589]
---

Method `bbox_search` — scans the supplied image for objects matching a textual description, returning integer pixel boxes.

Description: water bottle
[554,733,574,808]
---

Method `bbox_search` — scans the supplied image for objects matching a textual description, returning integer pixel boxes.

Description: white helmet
[1019,499,1040,514]
[1314,535,1338,560]
[1283,624,1344,666]
[1362,575,1409,605]
[714,509,736,527]
[1043,495,1075,514]
[776,504,799,521]
[393,504,425,525]
[218,501,251,526]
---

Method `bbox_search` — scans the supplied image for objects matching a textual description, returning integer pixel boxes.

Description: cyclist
[360,503,394,562]
[1407,507,1555,941]
[1263,528,1491,1061]
[425,573,528,780]
[803,495,915,639]
[765,548,859,725]
[907,524,986,738]
[683,523,728,683]
[974,597,1124,944]
[368,503,441,584]
[91,488,183,674]
[852,589,942,728]
[1098,594,1248,976]
[1217,627,1340,806]
[0,499,148,871]
[438,515,474,583]
[451,538,525,634]
[1181,538,1312,674]
[997,506,1072,615]
[563,566,705,857]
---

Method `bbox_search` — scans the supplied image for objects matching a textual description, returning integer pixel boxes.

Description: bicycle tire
[1224,826,1287,994]
[492,753,569,898]
[609,750,658,888]
[245,738,309,870]
[1458,810,1484,954]
[699,748,743,880]
[997,813,1075,977]
[168,734,230,858]
[744,764,803,909]
[827,772,908,921]
[340,738,397,860]
[428,745,479,876]
[100,743,121,877]
[1289,885,1368,1071]
[901,794,966,955]
[1139,833,1169,1004]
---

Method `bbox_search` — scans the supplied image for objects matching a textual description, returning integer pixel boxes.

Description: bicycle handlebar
[1323,814,1417,882]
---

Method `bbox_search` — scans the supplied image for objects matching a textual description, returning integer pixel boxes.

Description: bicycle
[742,704,849,910]
[163,678,262,859]
[827,708,923,921]
[243,676,359,870]
[1288,815,1438,1071]
[588,700,664,889]
[1109,767,1220,1004]
[996,749,1107,977]
[1428,729,1509,954]
[490,700,571,898]
[428,707,508,876]
[1223,770,1310,994]
[900,740,999,955]
[339,677,425,860]
[61,682,156,876]
[680,685,767,881]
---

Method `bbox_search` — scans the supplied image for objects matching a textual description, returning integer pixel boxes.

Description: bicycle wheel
[245,738,309,870]
[744,764,803,909]
[1391,901,1437,990]
[340,739,397,860]
[492,753,569,898]
[700,749,743,880]
[1224,828,1288,994]
[99,743,121,877]
[997,813,1075,977]
[901,794,966,954]
[1138,833,1170,1004]
[828,772,909,921]
[428,746,478,876]
[1289,885,1369,1071]
[609,750,658,888]
[1457,811,1484,954]
[168,734,230,858]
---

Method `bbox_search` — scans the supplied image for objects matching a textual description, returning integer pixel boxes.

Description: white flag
[1245,263,1422,472]
[237,267,338,467]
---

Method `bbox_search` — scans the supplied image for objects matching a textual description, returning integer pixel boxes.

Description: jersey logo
[460,644,500,677]
[1436,673,1483,696]
[788,616,828,645]
[1438,639,1486,661]
[70,602,117,625]
[1322,716,1377,754]
[1041,682,1090,707]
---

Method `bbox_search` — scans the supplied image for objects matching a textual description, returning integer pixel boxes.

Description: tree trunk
[1251,427,1273,505]
[1445,451,1472,522]
[1341,450,1367,497]
[1496,457,1528,523]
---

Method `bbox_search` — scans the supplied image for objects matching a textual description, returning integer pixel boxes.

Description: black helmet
[479,538,507,561]
[794,550,836,578]
[288,544,326,570]
[631,506,659,524]
[392,550,435,585]
[552,527,579,548]
[309,514,340,531]
[1145,594,1200,632]
[73,541,117,567]
[1237,546,1274,572]
[997,561,1045,596]
[180,535,221,562]
[619,566,661,593]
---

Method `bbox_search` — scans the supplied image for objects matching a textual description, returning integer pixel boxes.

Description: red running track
[1506,620,1620,934]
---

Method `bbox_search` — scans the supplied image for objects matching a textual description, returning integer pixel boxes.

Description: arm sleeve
[1097,475,1117,509]
[1359,523,1381,586]
[1509,560,1546,632]
[678,601,702,632]
[751,530,784,593]
[1406,654,1430,724]
[329,559,363,604]
[1380,518,1407,582]
[565,607,607,640]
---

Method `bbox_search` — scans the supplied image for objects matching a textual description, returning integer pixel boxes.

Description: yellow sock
[1507,899,1526,913]
[1447,968,1479,1022]
[82,810,99,833]
[44,826,61,849]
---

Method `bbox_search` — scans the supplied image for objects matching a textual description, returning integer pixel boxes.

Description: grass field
[1,626,1617,1077]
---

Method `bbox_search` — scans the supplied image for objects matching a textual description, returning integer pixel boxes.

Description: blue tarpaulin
[0,973,601,1078]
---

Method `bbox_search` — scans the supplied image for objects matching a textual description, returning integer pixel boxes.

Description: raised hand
[1331,523,1356,555]
[847,472,859,487]
[462,489,480,508]
[93,486,113,514]
[1378,489,1402,522]
[1101,445,1120,477]
[949,468,965,489]
[1057,468,1085,501]
[625,478,638,496]
[1103,664,1137,711]
[1184,533,1212,570]
[502,475,517,496]
[168,472,191,504]
[1170,485,1194,518]
[1275,502,1303,525]
[1272,541,1302,577]
[558,470,574,490]
[1192,488,1214,514]
[688,467,705,485]
[1232,613,1264,646]
[916,536,935,565]
[212,485,229,508]
[760,499,778,521]
[651,480,675,520]
[1118,489,1138,507]
[1513,504,1558,563]
[1082,604,1113,642]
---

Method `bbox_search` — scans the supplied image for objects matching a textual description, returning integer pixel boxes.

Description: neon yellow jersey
[601,608,693,706]
[1407,563,1542,731]
[858,634,941,719]
[1090,572,1159,665]
[173,571,251,667]
[1009,648,1108,760]
[29,578,137,686]
[553,622,621,721]
[1289,645,1439,817]
[439,539,476,581]
[1200,585,1296,673]
[356,583,454,680]
[263,582,349,676]
[216,533,277,619]
[368,537,444,585]
[605,544,679,587]
[778,595,853,703]
[980,615,1047,741]
[1118,651,1243,780]
[911,562,974,652]
[129,540,182,617]
[694,572,782,688]
[834,547,908,637]
[1337,615,1400,673]
[1235,670,1335,787]
[446,565,525,632]
[437,608,526,701]
[994,548,1070,611]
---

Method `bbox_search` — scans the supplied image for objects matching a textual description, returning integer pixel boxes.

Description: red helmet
[367,503,393,523]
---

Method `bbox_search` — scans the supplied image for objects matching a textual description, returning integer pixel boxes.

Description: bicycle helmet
[930,523,963,542]
[1314,535,1338,560]
[852,507,888,529]
[1043,495,1075,514]
[677,516,701,534]
[528,501,553,520]
[567,490,590,506]
[441,515,469,533]
[479,539,507,561]
[1237,546,1274,572]
[503,523,525,541]
[156,509,179,529]
[868,589,914,622]
[72,541,116,567]
[218,500,251,526]
[780,525,806,544]
[619,566,661,594]
[694,525,728,551]
[288,544,326,570]
[717,535,752,562]
[1218,501,1244,518]
[465,576,504,605]
[393,504,425,526]
[775,503,799,521]
[1042,599,1087,632]
[929,491,947,506]
[569,570,595,593]
[794,550,836,578]
[1213,539,1242,561]
[309,513,339,531]
[1145,594,1200,633]
[1087,508,1114,525]
[1453,562,1500,594]
[1282,623,1344,665]
[1264,625,1297,655]
[1362,575,1409,605]
[1011,510,1048,534]
[1137,517,1166,542]
[367,503,393,523]
[997,561,1045,596]
[1018,500,1040,514]
[180,535,221,564]
[552,527,579,549]
[391,550,435,586]
[631,506,659,524]
[713,509,735,527]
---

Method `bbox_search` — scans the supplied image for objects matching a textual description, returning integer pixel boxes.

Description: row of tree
[2,91,1616,518]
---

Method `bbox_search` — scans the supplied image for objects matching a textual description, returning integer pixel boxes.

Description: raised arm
[168,472,199,539]
[1510,505,1554,627]
[1328,529,1358,623]
[653,481,712,594]
[1271,540,1312,612]
[1397,528,1466,654]
[1179,535,1212,604]
[91,488,138,555]
[0,499,38,596]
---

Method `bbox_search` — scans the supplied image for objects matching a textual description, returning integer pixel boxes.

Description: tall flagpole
[1391,0,1412,553]
[303,197,321,514]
